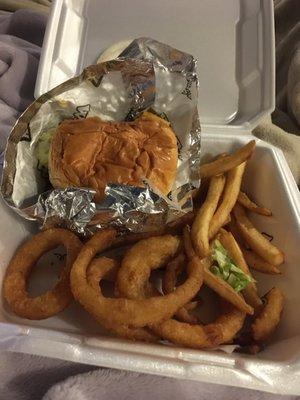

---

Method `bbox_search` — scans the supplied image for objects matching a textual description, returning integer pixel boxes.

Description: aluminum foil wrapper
[1,37,201,235]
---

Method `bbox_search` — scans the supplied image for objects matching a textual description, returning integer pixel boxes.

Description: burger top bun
[49,112,178,201]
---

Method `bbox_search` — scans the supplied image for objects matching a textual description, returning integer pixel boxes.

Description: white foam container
[1,0,300,395]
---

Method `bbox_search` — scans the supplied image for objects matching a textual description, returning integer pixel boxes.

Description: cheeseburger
[48,111,178,200]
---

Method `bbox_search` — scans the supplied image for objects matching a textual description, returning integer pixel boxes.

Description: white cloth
[0,352,97,399]
[41,369,300,400]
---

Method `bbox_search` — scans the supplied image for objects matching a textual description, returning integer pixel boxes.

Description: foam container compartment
[1,134,300,394]
[35,0,275,132]
[1,0,300,395]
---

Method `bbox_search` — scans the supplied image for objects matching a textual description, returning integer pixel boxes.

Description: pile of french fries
[189,140,284,349]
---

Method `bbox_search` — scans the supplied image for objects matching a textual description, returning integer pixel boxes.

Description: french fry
[192,154,227,201]
[218,229,262,309]
[167,211,195,230]
[251,287,284,342]
[242,249,281,275]
[226,215,247,248]
[224,214,231,225]
[183,225,197,258]
[233,204,284,266]
[204,268,254,315]
[199,140,255,178]
[191,174,225,258]
[209,162,246,239]
[183,227,253,315]
[227,217,281,274]
[237,192,272,216]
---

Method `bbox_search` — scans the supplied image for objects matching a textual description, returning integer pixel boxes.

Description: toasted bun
[49,112,178,201]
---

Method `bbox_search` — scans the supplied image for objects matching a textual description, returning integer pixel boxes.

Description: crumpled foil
[1,37,201,235]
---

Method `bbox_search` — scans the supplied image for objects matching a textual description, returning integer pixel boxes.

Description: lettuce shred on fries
[211,240,253,292]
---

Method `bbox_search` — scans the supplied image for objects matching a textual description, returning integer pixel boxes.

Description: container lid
[35,0,275,132]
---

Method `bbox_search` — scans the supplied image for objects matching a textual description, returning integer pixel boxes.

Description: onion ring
[87,257,158,342]
[87,257,119,284]
[162,253,198,324]
[117,235,181,299]
[151,300,246,349]
[117,231,245,349]
[71,230,203,327]
[251,287,284,342]
[3,228,82,320]
[162,253,186,295]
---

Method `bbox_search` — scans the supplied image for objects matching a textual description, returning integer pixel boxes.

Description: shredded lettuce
[211,240,253,292]
[35,129,55,170]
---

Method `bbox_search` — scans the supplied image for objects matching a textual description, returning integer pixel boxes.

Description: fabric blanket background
[253,0,300,183]
[0,2,299,399]
[0,9,45,168]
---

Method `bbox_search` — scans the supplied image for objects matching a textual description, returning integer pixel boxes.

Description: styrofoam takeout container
[1,0,300,395]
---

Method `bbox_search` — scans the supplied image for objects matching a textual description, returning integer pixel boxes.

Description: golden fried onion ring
[251,287,284,342]
[117,235,181,299]
[87,257,158,342]
[71,230,203,328]
[117,233,245,348]
[3,228,82,319]
[151,300,246,349]
[162,253,198,324]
